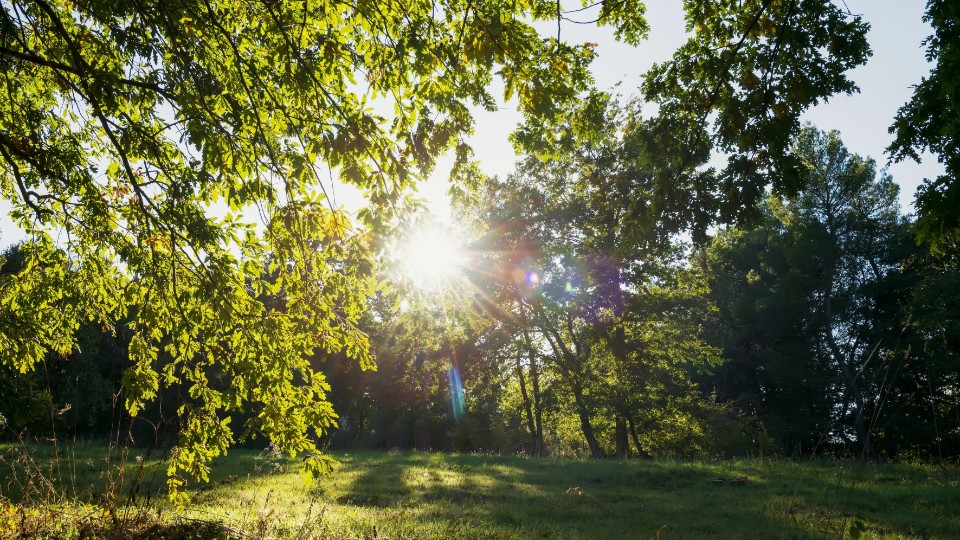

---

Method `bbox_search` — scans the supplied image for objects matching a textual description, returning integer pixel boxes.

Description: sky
[0,1,942,247]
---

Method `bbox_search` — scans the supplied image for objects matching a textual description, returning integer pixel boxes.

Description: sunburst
[398,226,466,292]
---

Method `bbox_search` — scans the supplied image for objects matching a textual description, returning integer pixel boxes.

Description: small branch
[556,0,561,42]
[561,1,604,15]
[0,138,50,218]
[0,44,177,102]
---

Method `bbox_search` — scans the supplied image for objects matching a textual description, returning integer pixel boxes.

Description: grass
[1,442,958,539]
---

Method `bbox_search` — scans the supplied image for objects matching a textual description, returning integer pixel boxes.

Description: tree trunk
[571,383,603,458]
[528,347,545,456]
[606,264,638,461]
[534,304,597,457]
[628,415,652,459]
[883,422,898,461]
[519,325,546,456]
[828,333,873,457]
[615,415,629,459]
[823,287,874,458]
[515,353,538,456]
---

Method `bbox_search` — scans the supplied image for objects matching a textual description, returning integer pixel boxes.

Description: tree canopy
[702,126,913,455]
[0,0,601,499]
[0,0,878,498]
[889,0,960,255]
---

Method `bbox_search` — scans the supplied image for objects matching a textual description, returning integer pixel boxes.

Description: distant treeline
[3,125,957,461]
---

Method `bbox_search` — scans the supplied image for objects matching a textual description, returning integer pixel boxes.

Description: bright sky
[0,1,942,248]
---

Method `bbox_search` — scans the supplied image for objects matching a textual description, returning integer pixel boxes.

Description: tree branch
[0,45,177,102]
[0,137,50,218]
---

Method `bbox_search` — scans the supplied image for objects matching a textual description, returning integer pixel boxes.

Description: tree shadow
[329,452,840,539]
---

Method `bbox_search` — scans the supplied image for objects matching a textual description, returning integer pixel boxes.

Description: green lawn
[1,443,957,539]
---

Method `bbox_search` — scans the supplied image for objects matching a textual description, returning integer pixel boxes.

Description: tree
[642,0,870,223]
[468,94,725,458]
[0,0,872,496]
[896,252,960,457]
[701,214,837,453]
[0,0,598,500]
[0,243,122,439]
[703,126,911,455]
[888,0,960,255]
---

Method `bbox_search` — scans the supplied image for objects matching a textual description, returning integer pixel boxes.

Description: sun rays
[397,226,468,292]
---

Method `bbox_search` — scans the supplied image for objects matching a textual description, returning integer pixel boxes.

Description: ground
[1,443,957,539]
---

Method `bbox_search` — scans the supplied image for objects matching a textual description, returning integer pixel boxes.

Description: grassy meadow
[1,443,958,539]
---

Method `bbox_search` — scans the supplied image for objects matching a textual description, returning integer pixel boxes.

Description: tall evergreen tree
[703,126,912,455]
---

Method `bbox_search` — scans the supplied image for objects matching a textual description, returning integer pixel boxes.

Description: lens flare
[448,362,465,422]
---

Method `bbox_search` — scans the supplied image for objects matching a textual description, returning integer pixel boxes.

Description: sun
[398,226,466,291]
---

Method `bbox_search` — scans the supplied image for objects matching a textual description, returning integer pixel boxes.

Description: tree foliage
[464,94,732,458]
[700,127,959,457]
[0,0,882,496]
[0,0,602,500]
[643,0,870,222]
[888,0,960,255]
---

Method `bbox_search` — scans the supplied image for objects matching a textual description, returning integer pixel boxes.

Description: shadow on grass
[4,444,957,539]
[107,519,237,540]
[329,452,833,539]
[333,452,413,508]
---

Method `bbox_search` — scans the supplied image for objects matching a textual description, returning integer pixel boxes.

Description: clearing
[1,444,957,539]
